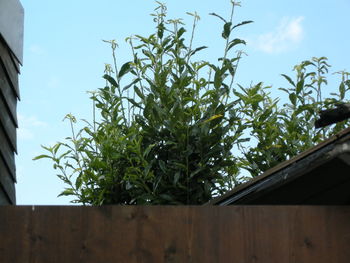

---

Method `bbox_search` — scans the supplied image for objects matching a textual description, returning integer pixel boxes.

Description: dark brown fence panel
[0,206,349,262]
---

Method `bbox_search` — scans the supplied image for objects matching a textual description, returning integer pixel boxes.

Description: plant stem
[222,2,236,63]
[111,43,128,126]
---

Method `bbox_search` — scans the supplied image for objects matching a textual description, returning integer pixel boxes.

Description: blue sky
[16,0,350,204]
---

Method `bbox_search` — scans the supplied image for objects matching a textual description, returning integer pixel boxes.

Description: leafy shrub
[237,57,350,176]
[34,1,350,205]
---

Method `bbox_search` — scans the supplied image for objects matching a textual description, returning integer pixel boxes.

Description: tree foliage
[34,1,350,205]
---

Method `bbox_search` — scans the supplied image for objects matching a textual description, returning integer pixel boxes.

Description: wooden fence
[1,206,350,262]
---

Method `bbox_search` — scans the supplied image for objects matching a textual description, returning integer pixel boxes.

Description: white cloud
[47,76,61,90]
[252,16,304,54]
[18,128,34,140]
[17,114,47,141]
[28,44,46,55]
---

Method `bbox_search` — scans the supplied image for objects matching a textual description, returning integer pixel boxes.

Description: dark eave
[210,126,350,205]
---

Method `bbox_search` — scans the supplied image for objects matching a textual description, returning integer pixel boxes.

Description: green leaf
[52,143,62,155]
[237,138,250,143]
[122,78,141,92]
[133,44,146,50]
[75,176,83,189]
[160,194,174,202]
[118,62,131,79]
[203,114,223,124]
[135,34,150,44]
[125,98,143,109]
[281,74,296,87]
[189,46,208,57]
[159,160,167,173]
[190,167,204,178]
[279,87,290,94]
[58,150,71,160]
[143,143,156,157]
[209,13,227,23]
[58,188,75,197]
[103,74,118,87]
[134,85,145,99]
[177,27,186,38]
[144,163,153,177]
[157,22,165,39]
[227,39,246,51]
[142,49,155,60]
[173,172,180,185]
[161,36,172,49]
[32,154,52,161]
[214,69,223,89]
[232,20,253,30]
[258,107,273,122]
[289,93,297,106]
[222,22,232,39]
[296,79,304,95]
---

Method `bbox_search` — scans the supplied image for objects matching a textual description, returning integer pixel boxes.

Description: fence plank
[0,206,350,263]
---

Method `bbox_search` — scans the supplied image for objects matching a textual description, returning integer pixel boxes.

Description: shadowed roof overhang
[210,127,350,205]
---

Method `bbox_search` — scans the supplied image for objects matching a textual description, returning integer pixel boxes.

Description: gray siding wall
[0,37,19,204]
[0,0,23,205]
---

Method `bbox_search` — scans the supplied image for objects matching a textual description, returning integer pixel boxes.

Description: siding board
[0,186,10,205]
[0,36,20,98]
[0,122,16,180]
[9,49,20,74]
[0,61,17,126]
[0,156,15,203]
[0,96,17,152]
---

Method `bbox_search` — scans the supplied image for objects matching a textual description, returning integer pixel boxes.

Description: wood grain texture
[0,206,349,263]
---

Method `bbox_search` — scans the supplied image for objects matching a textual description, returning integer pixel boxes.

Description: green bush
[34,1,350,205]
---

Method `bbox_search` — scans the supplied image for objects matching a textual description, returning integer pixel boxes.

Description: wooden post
[0,0,24,204]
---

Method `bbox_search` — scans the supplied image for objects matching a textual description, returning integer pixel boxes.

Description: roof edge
[209,126,350,205]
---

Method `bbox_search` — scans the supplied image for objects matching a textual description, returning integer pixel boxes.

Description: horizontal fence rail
[1,206,350,262]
